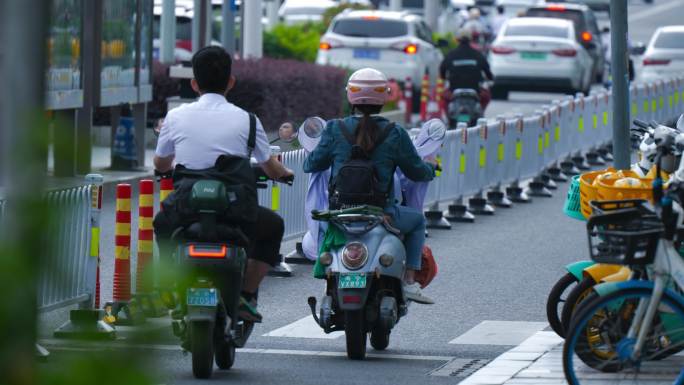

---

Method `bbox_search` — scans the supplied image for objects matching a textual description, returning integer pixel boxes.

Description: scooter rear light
[581,31,592,43]
[491,46,516,55]
[188,244,227,259]
[341,242,369,270]
[342,295,362,304]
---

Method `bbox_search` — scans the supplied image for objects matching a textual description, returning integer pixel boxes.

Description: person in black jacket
[439,29,493,109]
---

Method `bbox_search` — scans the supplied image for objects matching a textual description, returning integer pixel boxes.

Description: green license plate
[521,52,547,60]
[187,288,218,306]
[338,273,367,289]
[457,114,471,122]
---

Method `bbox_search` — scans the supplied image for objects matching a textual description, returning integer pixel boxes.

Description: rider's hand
[279,168,295,184]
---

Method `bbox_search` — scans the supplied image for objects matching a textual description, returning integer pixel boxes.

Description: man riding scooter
[440,28,494,126]
[153,46,294,324]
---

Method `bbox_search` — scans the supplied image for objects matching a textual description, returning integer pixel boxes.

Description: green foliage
[322,3,372,27]
[263,23,325,63]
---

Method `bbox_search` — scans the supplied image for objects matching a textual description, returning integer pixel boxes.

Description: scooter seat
[182,222,249,246]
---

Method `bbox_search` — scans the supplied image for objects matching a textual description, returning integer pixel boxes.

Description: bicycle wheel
[563,287,684,384]
[546,273,579,337]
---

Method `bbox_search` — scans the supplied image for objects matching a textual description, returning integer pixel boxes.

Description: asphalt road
[39,1,683,383]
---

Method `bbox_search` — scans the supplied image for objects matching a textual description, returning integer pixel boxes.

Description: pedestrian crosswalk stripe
[449,320,548,346]
[262,315,343,339]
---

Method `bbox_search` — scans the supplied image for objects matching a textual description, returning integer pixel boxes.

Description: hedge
[227,58,347,132]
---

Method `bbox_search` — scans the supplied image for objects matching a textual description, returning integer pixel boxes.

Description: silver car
[639,26,684,84]
[316,10,444,87]
[489,17,593,99]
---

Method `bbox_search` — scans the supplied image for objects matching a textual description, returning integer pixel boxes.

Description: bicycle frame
[627,237,684,360]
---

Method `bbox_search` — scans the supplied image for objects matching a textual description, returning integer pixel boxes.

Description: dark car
[524,2,606,83]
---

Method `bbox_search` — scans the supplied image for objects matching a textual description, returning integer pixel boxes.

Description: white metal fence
[261,77,684,241]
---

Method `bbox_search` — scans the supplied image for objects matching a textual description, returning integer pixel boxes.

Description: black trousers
[154,205,284,267]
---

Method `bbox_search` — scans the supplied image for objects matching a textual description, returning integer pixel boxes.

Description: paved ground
[35,1,684,384]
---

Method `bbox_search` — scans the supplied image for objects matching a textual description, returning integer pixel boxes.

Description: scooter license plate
[186,288,218,306]
[457,114,471,122]
[338,273,367,289]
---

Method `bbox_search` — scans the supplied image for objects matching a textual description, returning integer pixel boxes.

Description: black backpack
[328,119,395,210]
[159,114,259,228]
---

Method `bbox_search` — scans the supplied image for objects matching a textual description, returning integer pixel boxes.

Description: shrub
[322,3,372,27]
[263,23,325,63]
[227,58,347,132]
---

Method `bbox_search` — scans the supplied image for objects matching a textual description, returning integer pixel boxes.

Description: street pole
[390,0,402,11]
[610,0,630,170]
[265,0,279,32]
[243,0,263,59]
[192,0,209,52]
[160,0,176,64]
[221,0,235,55]
[0,0,49,376]
[424,0,439,30]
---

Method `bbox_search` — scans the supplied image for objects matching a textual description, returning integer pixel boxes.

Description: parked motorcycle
[164,132,294,379]
[307,120,447,360]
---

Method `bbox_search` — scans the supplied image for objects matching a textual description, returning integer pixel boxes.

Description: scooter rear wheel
[191,321,215,379]
[344,310,367,360]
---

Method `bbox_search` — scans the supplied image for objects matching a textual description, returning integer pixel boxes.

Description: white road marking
[38,339,453,361]
[449,321,548,346]
[630,0,682,22]
[262,315,343,339]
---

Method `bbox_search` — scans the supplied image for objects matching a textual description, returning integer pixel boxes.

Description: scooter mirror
[278,122,298,143]
[426,119,447,141]
[299,116,327,153]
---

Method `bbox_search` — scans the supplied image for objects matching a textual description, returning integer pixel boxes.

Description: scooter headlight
[341,242,368,270]
[319,252,333,266]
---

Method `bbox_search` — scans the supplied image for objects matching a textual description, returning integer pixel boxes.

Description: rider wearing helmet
[303,68,437,304]
[440,28,493,110]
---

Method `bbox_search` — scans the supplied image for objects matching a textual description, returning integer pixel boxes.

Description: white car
[639,26,684,84]
[489,17,593,99]
[279,0,337,25]
[316,10,444,87]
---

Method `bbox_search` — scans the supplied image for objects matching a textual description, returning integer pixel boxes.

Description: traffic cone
[106,183,145,325]
[134,180,166,317]
[403,77,413,124]
[436,76,446,119]
[419,72,429,122]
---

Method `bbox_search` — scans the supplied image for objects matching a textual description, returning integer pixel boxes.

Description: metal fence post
[443,123,476,222]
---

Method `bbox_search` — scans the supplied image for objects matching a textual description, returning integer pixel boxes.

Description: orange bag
[415,245,438,289]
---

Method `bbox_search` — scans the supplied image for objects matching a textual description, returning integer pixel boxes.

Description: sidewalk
[44,146,156,191]
[460,331,684,384]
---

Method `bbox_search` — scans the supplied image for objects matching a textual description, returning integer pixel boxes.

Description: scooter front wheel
[344,310,367,360]
[215,340,235,370]
[190,321,215,379]
[370,326,390,351]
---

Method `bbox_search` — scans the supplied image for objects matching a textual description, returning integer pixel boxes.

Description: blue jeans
[384,205,425,270]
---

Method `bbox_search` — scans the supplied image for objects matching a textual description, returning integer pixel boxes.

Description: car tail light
[341,242,368,270]
[643,58,671,66]
[546,4,566,11]
[391,42,419,55]
[491,45,516,55]
[319,38,343,51]
[552,48,577,57]
[581,31,592,43]
[189,244,227,259]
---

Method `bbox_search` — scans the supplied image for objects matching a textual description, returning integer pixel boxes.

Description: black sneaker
[238,296,263,323]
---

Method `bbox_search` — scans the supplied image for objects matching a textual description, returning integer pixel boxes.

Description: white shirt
[155,93,271,169]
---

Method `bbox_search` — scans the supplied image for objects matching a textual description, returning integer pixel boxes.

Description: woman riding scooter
[303,68,437,304]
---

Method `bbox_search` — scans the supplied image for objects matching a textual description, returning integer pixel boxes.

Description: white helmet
[346,68,390,106]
